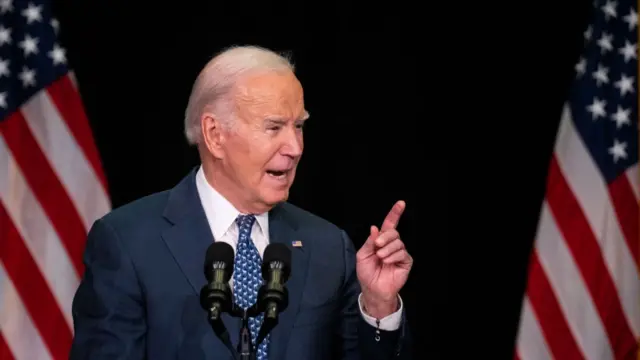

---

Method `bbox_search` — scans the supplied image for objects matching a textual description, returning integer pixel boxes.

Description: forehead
[232,71,306,119]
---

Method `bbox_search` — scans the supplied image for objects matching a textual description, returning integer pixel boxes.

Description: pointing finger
[380,200,406,231]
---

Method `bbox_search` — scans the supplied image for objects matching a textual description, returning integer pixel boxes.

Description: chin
[261,188,290,206]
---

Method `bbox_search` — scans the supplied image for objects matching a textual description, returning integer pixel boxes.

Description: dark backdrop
[52,0,591,358]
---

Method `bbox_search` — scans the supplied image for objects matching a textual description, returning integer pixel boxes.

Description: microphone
[255,243,291,345]
[200,242,235,321]
[200,242,238,360]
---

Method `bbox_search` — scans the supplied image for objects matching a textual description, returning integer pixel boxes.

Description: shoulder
[88,190,172,244]
[278,202,343,233]
[101,190,171,228]
[276,202,353,249]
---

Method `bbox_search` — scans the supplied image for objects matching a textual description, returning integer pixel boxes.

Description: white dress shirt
[195,166,402,331]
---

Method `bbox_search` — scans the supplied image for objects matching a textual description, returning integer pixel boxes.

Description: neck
[200,161,271,214]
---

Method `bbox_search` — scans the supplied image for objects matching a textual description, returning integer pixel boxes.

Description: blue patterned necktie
[233,214,270,359]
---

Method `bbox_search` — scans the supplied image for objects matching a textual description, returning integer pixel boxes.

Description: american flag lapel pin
[292,240,303,248]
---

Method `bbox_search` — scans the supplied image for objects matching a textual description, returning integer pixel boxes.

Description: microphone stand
[229,303,283,360]
[230,306,261,360]
[203,304,259,360]
[238,308,255,360]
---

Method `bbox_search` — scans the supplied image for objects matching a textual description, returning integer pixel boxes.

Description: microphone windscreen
[204,242,235,282]
[262,243,292,280]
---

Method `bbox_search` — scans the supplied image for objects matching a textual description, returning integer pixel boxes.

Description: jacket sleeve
[335,230,413,360]
[69,218,147,360]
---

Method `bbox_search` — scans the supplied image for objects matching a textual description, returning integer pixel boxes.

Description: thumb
[358,226,379,258]
[370,225,380,240]
[362,225,379,251]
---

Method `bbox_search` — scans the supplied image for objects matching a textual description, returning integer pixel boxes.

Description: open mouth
[266,170,288,179]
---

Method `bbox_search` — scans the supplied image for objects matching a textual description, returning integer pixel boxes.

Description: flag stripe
[21,88,110,232]
[0,112,86,275]
[536,201,613,359]
[67,70,78,91]
[515,297,554,360]
[626,164,640,200]
[547,154,637,357]
[0,262,53,360]
[608,174,639,273]
[525,251,585,359]
[46,75,108,192]
[555,106,640,338]
[0,334,16,360]
[0,203,73,359]
[555,105,640,274]
[0,135,79,330]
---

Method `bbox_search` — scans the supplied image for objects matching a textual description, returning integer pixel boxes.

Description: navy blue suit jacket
[69,169,412,359]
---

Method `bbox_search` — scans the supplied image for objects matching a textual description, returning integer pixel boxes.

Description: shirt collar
[195,166,269,240]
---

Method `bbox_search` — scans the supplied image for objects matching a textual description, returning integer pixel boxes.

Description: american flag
[0,0,110,359]
[515,0,639,359]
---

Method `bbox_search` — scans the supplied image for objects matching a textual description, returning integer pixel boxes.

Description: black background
[51,0,592,357]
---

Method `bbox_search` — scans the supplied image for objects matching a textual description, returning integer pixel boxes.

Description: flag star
[18,35,38,57]
[18,66,36,87]
[0,92,6,108]
[50,18,59,33]
[0,0,12,13]
[601,0,617,19]
[592,64,609,85]
[575,57,586,76]
[0,26,10,46]
[21,3,42,24]
[619,40,637,62]
[0,58,8,78]
[614,74,634,96]
[608,139,627,163]
[48,44,66,65]
[623,9,637,30]
[597,32,614,53]
[611,106,631,128]
[587,97,607,120]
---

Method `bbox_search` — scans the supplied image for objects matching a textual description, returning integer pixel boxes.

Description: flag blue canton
[570,0,638,184]
[0,0,69,121]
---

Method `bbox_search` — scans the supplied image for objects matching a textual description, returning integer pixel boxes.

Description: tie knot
[236,214,256,231]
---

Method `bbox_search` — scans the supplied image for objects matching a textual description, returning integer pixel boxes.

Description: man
[70,45,413,360]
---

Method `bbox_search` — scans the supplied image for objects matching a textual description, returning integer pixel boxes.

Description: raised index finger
[380,200,406,231]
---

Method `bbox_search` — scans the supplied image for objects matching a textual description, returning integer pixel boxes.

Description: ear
[201,112,226,159]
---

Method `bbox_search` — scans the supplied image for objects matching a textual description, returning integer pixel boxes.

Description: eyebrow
[264,110,310,124]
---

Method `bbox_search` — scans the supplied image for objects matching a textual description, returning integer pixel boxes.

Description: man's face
[217,70,307,212]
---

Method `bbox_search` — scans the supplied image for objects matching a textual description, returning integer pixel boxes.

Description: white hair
[183,45,295,145]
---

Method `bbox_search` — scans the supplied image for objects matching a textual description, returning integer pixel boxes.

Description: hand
[356,200,413,319]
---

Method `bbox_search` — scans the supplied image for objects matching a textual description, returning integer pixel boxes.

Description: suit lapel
[161,169,212,295]
[267,204,310,359]
[160,169,241,351]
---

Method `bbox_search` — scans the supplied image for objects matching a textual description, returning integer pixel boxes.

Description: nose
[281,127,303,158]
